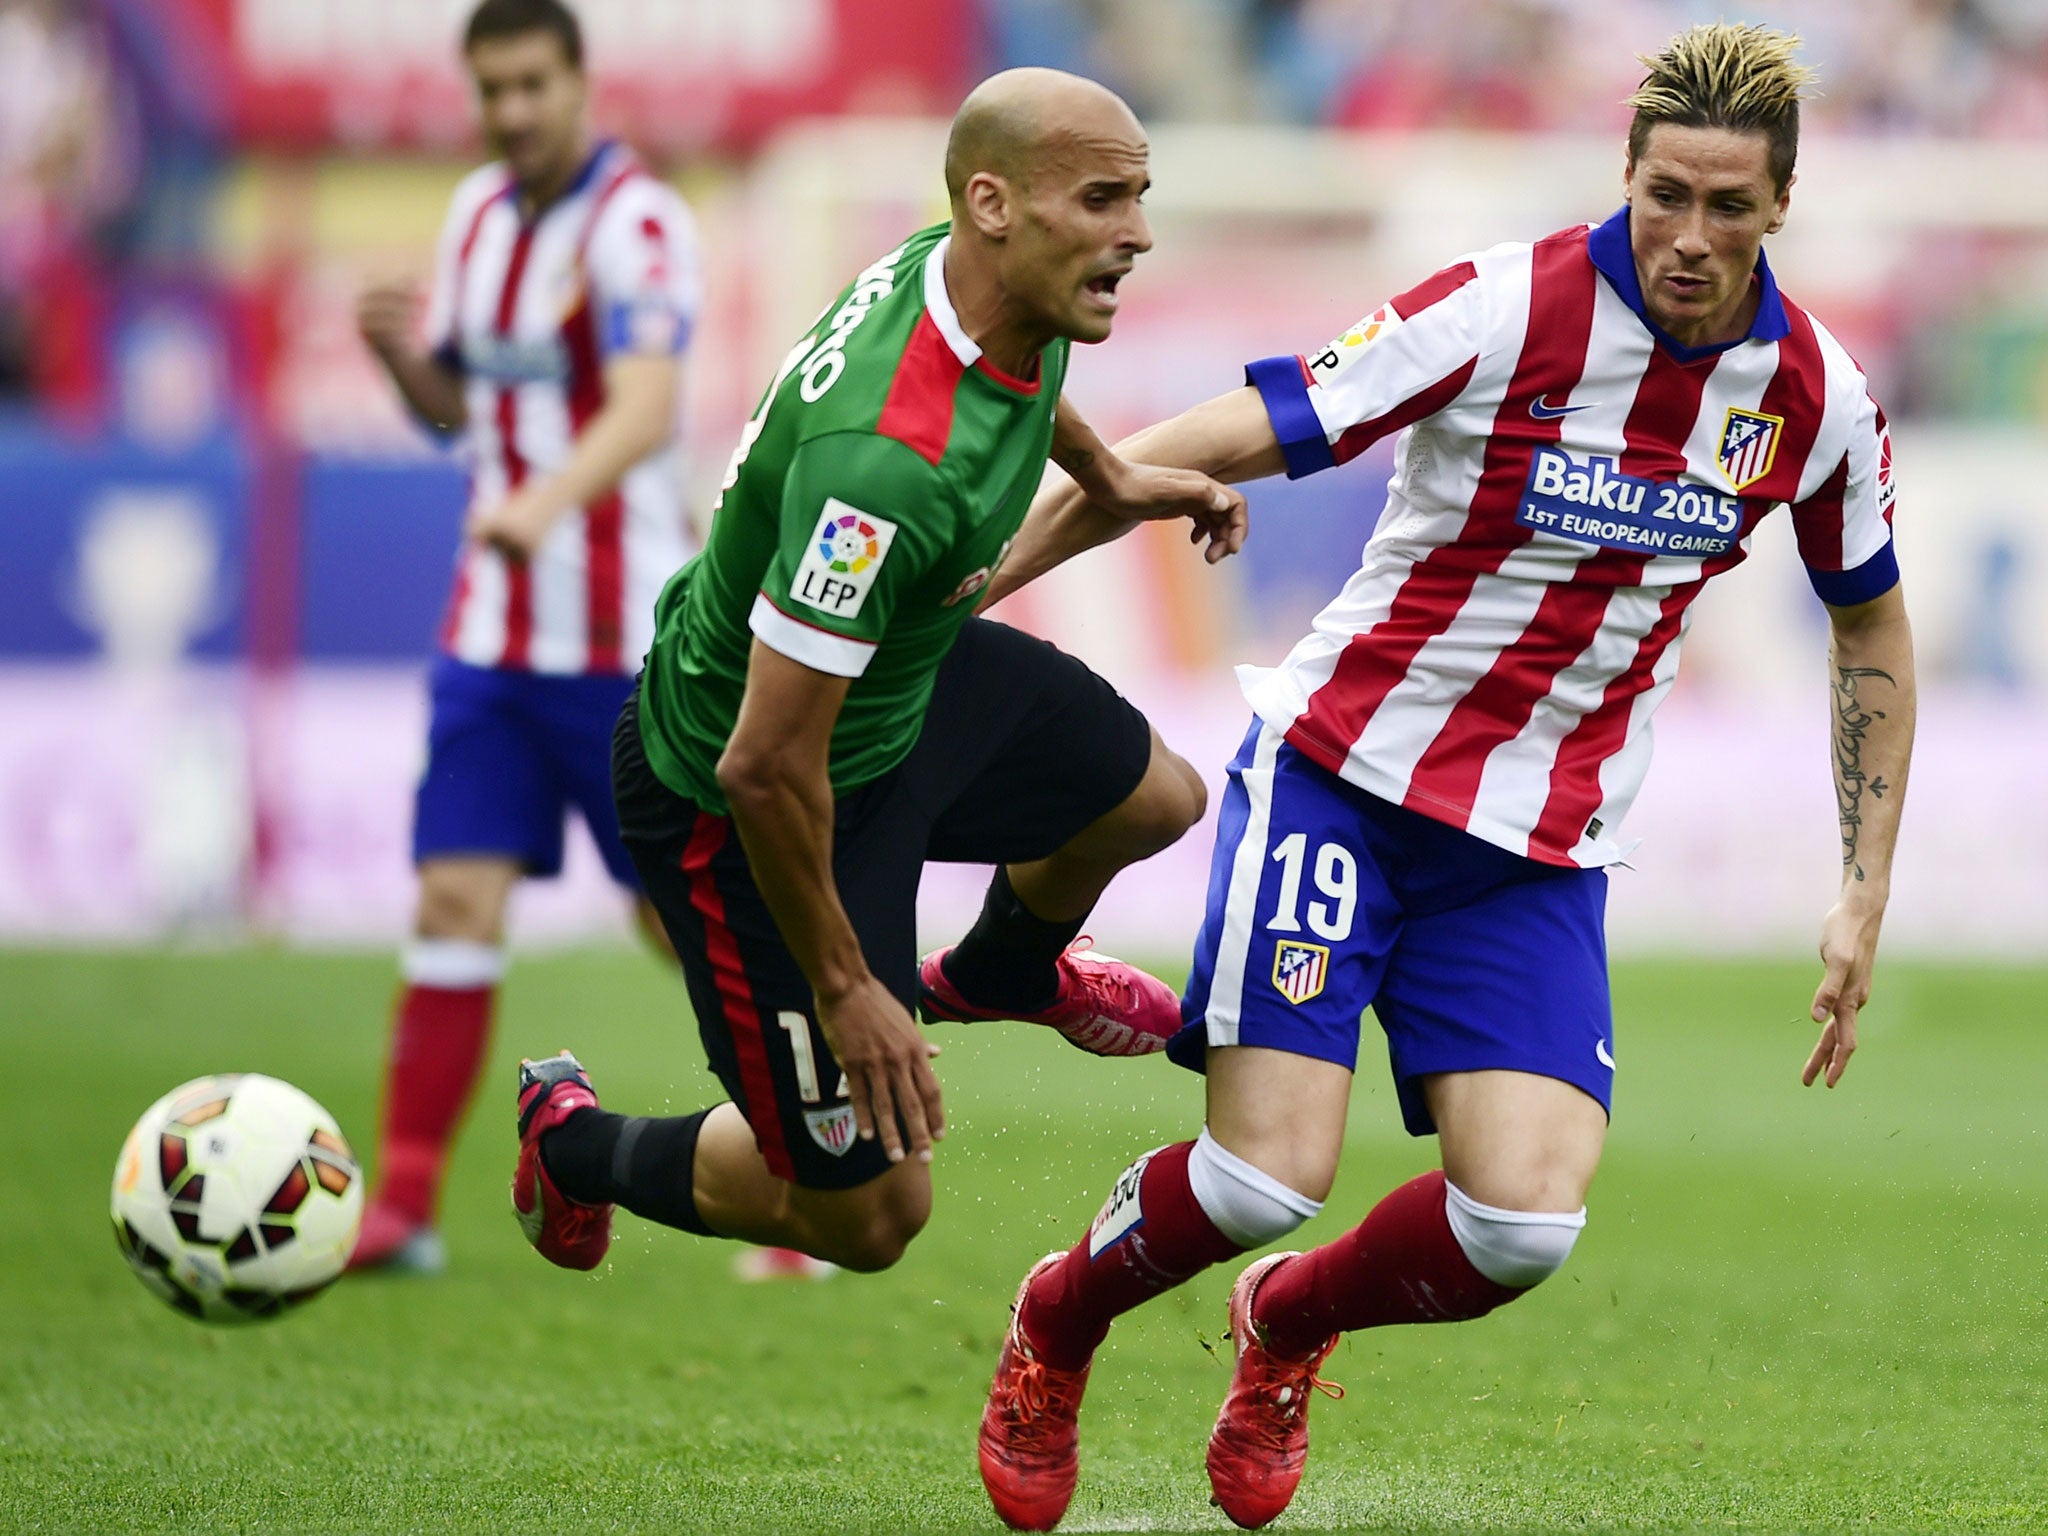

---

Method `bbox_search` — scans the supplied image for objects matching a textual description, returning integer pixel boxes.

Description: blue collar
[1586,205,1789,362]
[516,138,621,223]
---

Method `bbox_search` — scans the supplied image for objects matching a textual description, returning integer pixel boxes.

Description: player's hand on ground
[816,974,945,1164]
[465,487,559,562]
[1100,462,1250,564]
[356,278,422,360]
[1803,897,1883,1087]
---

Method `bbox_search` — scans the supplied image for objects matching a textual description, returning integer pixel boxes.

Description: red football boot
[979,1254,1092,1531]
[1207,1252,1345,1529]
[511,1052,613,1271]
[919,941,1179,1057]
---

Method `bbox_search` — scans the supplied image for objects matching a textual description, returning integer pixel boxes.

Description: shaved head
[939,67,1153,355]
[944,68,1144,206]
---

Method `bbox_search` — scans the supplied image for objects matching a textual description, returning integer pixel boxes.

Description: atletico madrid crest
[1271,941,1330,1005]
[1717,407,1784,491]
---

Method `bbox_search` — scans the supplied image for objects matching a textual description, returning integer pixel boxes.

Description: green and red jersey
[638,223,1071,810]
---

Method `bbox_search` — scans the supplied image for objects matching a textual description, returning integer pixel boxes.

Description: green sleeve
[750,432,957,677]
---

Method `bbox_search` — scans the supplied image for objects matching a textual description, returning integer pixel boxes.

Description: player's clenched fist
[816,975,945,1165]
[356,278,423,361]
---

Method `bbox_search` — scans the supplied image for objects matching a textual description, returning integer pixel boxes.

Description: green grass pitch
[2,947,2044,1533]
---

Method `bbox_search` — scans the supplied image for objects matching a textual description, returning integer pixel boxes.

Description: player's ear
[1767,173,1794,235]
[961,171,1014,241]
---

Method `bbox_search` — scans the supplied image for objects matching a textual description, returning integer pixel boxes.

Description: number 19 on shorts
[1266,833,1357,942]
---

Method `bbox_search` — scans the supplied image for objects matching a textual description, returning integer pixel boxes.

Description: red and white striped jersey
[425,140,700,675]
[1244,207,1899,868]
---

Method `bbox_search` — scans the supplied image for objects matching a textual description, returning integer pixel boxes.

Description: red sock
[1253,1170,1524,1358]
[367,981,495,1225]
[1019,1141,1248,1371]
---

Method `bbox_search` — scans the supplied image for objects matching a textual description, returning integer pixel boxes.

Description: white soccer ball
[110,1074,362,1324]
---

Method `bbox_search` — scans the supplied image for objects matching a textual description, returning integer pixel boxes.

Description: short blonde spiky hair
[1626,23,1818,192]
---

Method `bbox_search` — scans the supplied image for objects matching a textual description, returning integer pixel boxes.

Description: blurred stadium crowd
[989,0,2048,137]
[7,0,2048,425]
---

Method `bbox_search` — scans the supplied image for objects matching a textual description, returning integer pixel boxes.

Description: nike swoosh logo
[1596,1038,1616,1069]
[1530,395,1594,420]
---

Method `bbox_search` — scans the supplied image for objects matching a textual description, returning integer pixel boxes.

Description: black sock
[939,866,1087,1012]
[540,1106,715,1237]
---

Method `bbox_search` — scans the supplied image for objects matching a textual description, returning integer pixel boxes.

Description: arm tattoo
[1051,442,1096,476]
[1832,664,1894,882]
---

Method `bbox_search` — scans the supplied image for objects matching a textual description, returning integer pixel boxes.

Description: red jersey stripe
[1330,357,1476,466]
[1752,302,1829,505]
[874,311,966,465]
[1287,228,1599,778]
[1403,344,1711,825]
[1525,516,1759,863]
[1389,261,1479,320]
[680,814,795,1182]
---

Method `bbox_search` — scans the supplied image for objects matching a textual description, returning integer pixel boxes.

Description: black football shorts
[613,617,1152,1190]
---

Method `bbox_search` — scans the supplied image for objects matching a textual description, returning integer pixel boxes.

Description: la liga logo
[819,513,883,574]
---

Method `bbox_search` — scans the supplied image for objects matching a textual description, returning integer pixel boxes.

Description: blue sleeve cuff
[1807,539,1900,607]
[1244,355,1335,480]
[605,302,692,356]
[430,340,464,376]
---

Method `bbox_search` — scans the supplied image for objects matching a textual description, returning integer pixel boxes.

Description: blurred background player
[510,69,1246,1283]
[973,25,1915,1530]
[348,0,700,1272]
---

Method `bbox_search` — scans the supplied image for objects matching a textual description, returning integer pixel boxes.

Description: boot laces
[995,1349,1084,1452]
[1238,1332,1344,1454]
[554,1200,602,1243]
[1058,937,1134,1016]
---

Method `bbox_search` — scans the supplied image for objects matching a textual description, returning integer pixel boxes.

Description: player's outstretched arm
[1805,583,1916,1088]
[717,643,944,1163]
[467,353,679,560]
[358,278,468,433]
[984,386,1282,609]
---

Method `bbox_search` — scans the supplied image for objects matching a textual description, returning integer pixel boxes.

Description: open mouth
[1082,270,1127,308]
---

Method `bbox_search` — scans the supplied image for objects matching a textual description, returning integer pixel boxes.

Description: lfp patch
[1717,407,1783,491]
[1306,304,1403,384]
[790,498,897,619]
[1272,941,1329,1005]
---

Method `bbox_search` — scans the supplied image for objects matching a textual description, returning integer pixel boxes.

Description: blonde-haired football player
[974,25,1914,1530]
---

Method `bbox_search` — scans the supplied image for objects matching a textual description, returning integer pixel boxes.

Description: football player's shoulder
[1795,299,1874,398]
[591,169,699,251]
[447,161,514,225]
[790,427,958,541]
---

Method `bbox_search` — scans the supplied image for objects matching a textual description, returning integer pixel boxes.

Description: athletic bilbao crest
[1271,941,1329,1005]
[803,1104,858,1157]
[1717,407,1783,491]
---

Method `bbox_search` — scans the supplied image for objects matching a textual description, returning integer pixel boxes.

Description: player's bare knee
[415,870,504,942]
[828,1204,929,1273]
[1187,1130,1324,1248]
[1117,749,1206,858]
[1444,1180,1586,1289]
